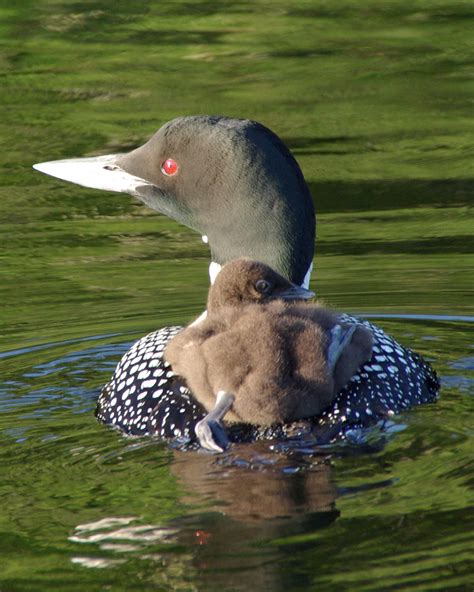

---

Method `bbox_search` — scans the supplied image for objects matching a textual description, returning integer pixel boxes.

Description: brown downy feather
[165,259,373,426]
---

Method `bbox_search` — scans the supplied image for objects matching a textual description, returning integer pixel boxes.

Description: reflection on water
[68,445,341,590]
[172,446,337,520]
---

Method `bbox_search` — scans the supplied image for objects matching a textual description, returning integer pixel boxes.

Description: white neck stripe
[301,262,313,290]
[209,261,222,285]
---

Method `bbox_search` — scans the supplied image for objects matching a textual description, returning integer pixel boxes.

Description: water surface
[1,1,473,590]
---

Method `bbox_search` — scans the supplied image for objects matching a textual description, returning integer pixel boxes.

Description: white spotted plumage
[96,316,439,444]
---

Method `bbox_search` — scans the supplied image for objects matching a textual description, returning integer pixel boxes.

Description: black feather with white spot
[96,316,439,444]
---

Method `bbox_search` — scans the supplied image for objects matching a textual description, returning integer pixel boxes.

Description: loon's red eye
[161,158,179,176]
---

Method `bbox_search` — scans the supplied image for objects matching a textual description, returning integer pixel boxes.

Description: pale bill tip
[32,161,49,173]
[31,155,148,194]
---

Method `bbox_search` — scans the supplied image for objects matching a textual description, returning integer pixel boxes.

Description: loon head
[207,258,315,311]
[33,116,315,286]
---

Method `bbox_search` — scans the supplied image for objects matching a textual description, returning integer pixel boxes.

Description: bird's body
[33,115,439,446]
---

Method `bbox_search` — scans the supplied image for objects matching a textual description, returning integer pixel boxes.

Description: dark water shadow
[318,235,474,256]
[309,178,474,213]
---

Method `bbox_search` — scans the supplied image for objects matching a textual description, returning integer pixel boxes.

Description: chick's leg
[327,324,357,372]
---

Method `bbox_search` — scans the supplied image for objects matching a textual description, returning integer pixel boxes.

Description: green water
[1,1,473,590]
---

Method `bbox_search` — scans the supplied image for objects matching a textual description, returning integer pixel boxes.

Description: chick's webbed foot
[194,391,235,453]
[195,418,229,453]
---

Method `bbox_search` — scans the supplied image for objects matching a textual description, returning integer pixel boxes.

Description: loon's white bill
[33,154,152,195]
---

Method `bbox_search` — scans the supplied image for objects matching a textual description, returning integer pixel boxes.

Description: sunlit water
[1,1,473,590]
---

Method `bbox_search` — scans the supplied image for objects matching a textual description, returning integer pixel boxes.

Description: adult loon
[165,258,374,452]
[33,116,439,445]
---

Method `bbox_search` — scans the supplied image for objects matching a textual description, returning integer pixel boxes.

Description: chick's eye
[161,158,179,176]
[255,279,271,293]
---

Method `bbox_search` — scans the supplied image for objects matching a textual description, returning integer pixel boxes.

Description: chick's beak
[276,284,315,301]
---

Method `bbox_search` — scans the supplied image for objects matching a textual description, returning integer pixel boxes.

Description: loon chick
[165,259,373,451]
[33,115,439,444]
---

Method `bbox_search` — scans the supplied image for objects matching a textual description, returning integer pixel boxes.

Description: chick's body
[165,260,373,428]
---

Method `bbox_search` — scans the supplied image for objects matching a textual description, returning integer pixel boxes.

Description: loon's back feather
[96,315,439,444]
